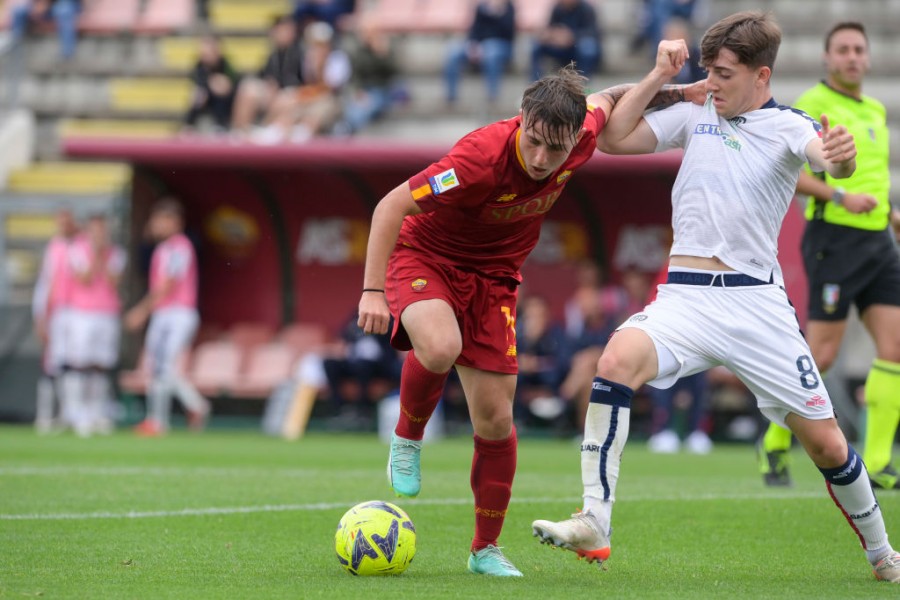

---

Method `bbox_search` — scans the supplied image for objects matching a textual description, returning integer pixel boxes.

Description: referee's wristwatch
[831,187,845,205]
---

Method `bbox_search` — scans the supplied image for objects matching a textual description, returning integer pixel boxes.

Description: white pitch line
[0,491,825,521]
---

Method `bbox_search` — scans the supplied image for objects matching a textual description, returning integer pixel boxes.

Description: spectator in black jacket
[444,0,515,107]
[339,14,400,134]
[184,35,239,131]
[231,16,303,133]
[531,0,603,80]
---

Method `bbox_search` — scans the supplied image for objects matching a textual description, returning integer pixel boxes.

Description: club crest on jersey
[411,278,427,291]
[495,193,517,203]
[428,168,460,195]
[822,283,840,314]
[556,170,572,184]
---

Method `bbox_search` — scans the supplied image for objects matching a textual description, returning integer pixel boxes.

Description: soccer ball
[335,500,416,576]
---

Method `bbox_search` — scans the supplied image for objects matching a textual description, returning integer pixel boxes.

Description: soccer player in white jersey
[125,199,210,436]
[531,11,900,582]
[32,209,78,433]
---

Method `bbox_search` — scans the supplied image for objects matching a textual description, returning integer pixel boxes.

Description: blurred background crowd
[0,0,897,449]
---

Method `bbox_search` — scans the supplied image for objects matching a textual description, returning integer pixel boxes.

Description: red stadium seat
[278,322,329,356]
[227,322,276,355]
[78,0,141,34]
[135,0,195,34]
[373,0,472,34]
[517,0,555,32]
[188,340,241,396]
[0,0,11,30]
[231,342,296,398]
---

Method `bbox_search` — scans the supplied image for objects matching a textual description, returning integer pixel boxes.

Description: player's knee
[595,350,638,384]
[413,343,460,373]
[804,435,848,469]
[472,411,513,439]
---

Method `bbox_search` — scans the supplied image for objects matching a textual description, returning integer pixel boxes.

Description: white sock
[820,446,892,564]
[581,378,633,529]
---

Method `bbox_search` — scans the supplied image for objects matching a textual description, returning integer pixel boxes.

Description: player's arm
[124,277,177,331]
[357,183,422,335]
[796,170,877,214]
[594,39,690,155]
[805,114,856,180]
[586,78,705,127]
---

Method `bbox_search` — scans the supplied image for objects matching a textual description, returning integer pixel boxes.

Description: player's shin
[471,426,517,551]
[820,445,894,564]
[582,377,633,526]
[396,350,449,440]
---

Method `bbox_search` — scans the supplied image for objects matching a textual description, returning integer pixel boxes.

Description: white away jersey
[644,95,822,281]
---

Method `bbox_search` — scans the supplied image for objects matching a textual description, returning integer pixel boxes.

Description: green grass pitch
[2,425,899,599]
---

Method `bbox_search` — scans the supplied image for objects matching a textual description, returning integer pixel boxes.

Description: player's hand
[35,318,48,345]
[683,78,708,105]
[124,306,148,332]
[820,114,856,165]
[654,39,688,80]
[842,192,878,214]
[357,291,391,335]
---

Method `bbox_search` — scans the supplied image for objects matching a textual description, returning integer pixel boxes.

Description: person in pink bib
[32,208,79,433]
[125,199,210,436]
[65,214,126,436]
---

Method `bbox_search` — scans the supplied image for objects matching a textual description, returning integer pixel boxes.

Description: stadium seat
[108,77,193,114]
[188,340,242,396]
[78,0,141,34]
[228,322,276,356]
[157,36,270,74]
[208,0,291,32]
[231,342,296,398]
[0,0,11,30]
[373,0,472,34]
[5,162,130,194]
[59,118,180,139]
[135,0,195,34]
[517,0,555,32]
[278,322,329,355]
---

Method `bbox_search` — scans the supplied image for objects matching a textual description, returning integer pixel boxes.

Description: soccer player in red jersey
[358,44,702,576]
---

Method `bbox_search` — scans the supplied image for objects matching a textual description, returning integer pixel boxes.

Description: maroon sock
[394,351,449,441]
[470,426,518,551]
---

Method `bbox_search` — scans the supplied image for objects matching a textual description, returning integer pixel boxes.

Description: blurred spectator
[661,16,704,84]
[444,0,515,108]
[63,214,126,437]
[337,13,400,135]
[184,34,239,131]
[32,208,78,434]
[254,21,350,144]
[231,16,303,134]
[323,312,403,429]
[643,260,711,454]
[630,0,707,57]
[515,295,567,423]
[293,0,356,29]
[125,199,210,436]
[10,0,81,60]
[557,285,619,431]
[531,0,602,81]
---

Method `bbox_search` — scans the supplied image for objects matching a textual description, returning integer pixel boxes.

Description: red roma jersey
[401,107,607,280]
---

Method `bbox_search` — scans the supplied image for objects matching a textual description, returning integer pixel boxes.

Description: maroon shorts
[386,249,519,374]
